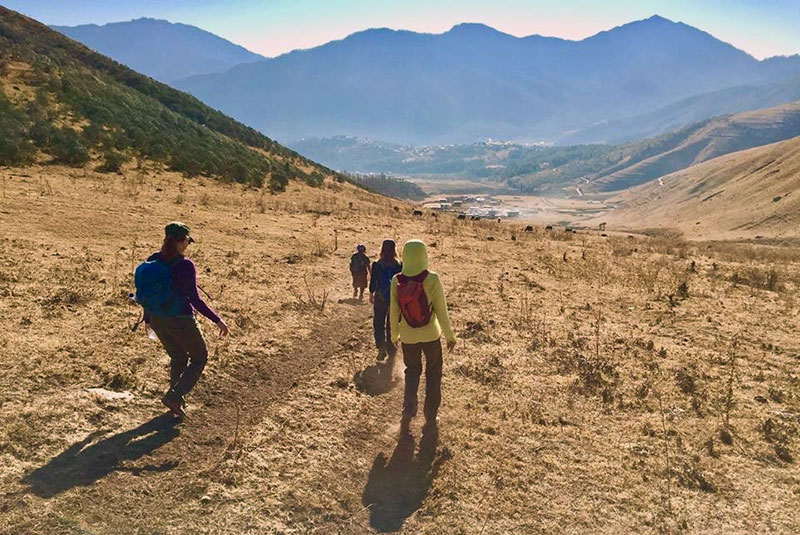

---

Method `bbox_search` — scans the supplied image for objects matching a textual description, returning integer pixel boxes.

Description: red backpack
[397,271,431,327]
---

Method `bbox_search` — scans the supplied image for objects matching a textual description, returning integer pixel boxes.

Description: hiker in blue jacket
[369,239,402,361]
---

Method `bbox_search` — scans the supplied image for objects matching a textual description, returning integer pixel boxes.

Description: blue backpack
[134,257,185,317]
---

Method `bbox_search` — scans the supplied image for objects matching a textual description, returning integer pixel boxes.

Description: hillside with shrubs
[0,7,334,191]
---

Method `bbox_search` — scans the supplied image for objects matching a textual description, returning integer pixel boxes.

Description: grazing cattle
[601,233,608,237]
[470,215,480,221]
[457,214,466,220]
[394,206,400,212]
[413,210,424,217]
[599,222,607,231]
[545,225,553,231]
[524,225,534,232]
[564,227,572,232]
[431,212,437,218]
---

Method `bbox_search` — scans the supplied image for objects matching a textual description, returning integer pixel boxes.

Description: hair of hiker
[160,235,183,261]
[380,244,396,262]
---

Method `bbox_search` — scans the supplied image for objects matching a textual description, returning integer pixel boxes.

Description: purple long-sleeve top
[144,252,220,324]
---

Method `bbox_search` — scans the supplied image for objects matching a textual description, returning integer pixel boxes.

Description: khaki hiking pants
[149,315,208,401]
[401,339,443,421]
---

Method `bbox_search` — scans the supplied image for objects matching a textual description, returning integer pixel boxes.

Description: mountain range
[52,18,265,82]
[0,7,329,191]
[291,100,800,195]
[170,16,800,145]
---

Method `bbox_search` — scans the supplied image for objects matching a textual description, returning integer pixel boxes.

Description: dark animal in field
[413,210,423,217]
[457,214,466,220]
[524,225,534,232]
[565,227,572,232]
[470,215,480,221]
[545,225,553,231]
[431,212,438,218]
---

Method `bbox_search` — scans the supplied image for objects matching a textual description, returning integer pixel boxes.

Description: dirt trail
[7,300,373,534]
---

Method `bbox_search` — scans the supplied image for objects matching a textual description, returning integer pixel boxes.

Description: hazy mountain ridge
[588,101,800,192]
[560,76,800,145]
[175,15,800,145]
[292,101,800,195]
[52,17,265,82]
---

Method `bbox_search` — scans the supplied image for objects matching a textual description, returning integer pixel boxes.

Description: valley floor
[0,166,799,534]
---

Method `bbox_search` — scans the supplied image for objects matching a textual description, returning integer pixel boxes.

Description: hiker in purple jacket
[143,222,229,417]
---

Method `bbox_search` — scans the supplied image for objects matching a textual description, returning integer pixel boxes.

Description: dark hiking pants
[373,296,391,349]
[401,339,443,421]
[149,315,208,401]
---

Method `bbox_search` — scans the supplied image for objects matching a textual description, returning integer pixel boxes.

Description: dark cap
[164,221,194,243]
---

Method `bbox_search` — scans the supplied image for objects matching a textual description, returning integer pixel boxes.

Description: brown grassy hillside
[588,101,800,192]
[0,165,798,534]
[600,135,800,240]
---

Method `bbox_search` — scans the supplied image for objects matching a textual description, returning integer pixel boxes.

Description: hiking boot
[161,395,185,418]
[423,416,439,432]
[376,346,387,361]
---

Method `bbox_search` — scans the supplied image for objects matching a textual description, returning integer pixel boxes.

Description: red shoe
[161,396,185,418]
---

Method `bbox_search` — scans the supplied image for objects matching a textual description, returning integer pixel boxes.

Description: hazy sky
[4,0,800,60]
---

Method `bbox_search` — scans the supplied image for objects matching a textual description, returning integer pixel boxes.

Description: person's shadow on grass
[21,413,180,498]
[362,425,447,532]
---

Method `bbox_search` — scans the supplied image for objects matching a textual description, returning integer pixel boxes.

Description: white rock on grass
[85,388,134,401]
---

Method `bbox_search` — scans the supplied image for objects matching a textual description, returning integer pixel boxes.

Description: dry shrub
[454,354,505,386]
[556,350,620,403]
[673,456,717,493]
[41,286,92,307]
[730,266,783,292]
[290,273,329,312]
[762,417,796,463]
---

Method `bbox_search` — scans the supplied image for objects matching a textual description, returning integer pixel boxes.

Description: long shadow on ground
[21,413,180,498]
[362,426,448,532]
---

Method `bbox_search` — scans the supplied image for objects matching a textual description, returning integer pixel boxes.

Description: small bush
[97,149,129,173]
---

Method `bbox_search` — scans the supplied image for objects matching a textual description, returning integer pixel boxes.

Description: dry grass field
[0,163,799,534]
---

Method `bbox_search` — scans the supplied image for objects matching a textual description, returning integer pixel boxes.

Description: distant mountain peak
[446,23,514,38]
[52,17,265,82]
[642,14,674,23]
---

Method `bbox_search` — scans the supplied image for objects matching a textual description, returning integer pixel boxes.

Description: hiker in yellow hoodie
[390,239,456,433]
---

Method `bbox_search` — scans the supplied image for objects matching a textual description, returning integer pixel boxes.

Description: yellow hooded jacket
[390,240,456,345]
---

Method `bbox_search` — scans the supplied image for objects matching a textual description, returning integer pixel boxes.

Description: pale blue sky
[4,0,799,59]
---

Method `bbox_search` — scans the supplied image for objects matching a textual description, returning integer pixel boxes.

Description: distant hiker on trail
[369,239,402,361]
[350,244,371,300]
[390,239,456,434]
[134,222,229,418]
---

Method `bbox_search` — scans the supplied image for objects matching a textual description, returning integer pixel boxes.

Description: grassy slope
[588,101,800,192]
[600,135,800,239]
[0,164,798,534]
[0,6,336,188]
